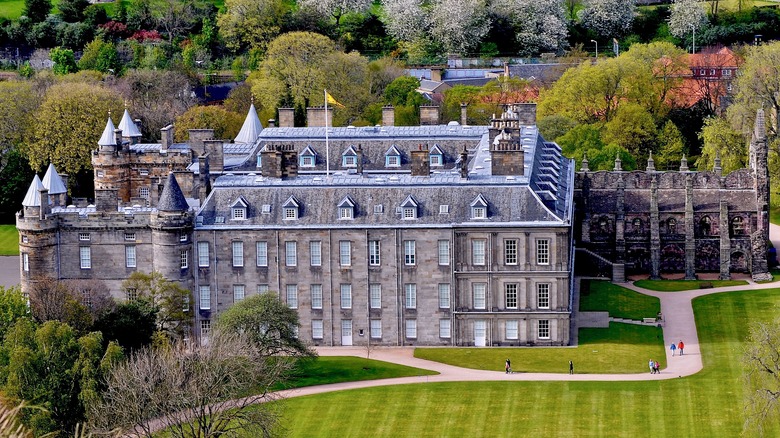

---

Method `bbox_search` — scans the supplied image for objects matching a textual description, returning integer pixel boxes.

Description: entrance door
[341,319,353,346]
[474,320,486,347]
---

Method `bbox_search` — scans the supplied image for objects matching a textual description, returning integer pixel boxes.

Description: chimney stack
[459,147,469,179]
[431,67,443,82]
[95,189,118,212]
[410,144,430,177]
[268,119,276,128]
[460,103,468,125]
[420,105,440,126]
[160,124,173,153]
[278,108,294,128]
[114,129,123,151]
[382,106,395,126]
[356,145,364,174]
[38,188,49,220]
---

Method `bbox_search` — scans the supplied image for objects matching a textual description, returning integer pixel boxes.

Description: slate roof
[118,109,142,138]
[22,175,44,207]
[42,163,67,195]
[157,173,189,212]
[234,103,263,144]
[98,116,116,147]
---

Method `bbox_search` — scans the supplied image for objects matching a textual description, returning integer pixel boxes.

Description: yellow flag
[326,91,345,108]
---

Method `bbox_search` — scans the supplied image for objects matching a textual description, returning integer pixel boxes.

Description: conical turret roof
[42,163,66,195]
[234,103,263,144]
[22,175,44,207]
[98,116,117,146]
[118,109,142,138]
[157,173,189,212]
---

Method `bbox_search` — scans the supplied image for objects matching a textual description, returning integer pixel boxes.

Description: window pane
[257,241,268,267]
[438,240,450,265]
[310,241,321,266]
[536,239,550,265]
[537,283,550,309]
[472,240,486,265]
[406,319,417,338]
[370,319,382,338]
[80,247,91,269]
[258,284,269,294]
[311,284,323,309]
[234,285,245,302]
[505,283,518,309]
[473,283,486,309]
[506,320,518,339]
[505,239,518,265]
[312,320,323,339]
[404,240,415,265]
[198,241,209,267]
[199,285,210,310]
[538,320,550,339]
[370,284,381,309]
[340,284,352,309]
[369,240,381,266]
[286,241,297,266]
[286,284,298,308]
[439,319,451,338]
[405,284,417,309]
[125,245,136,268]
[339,241,351,266]
[232,241,244,267]
[180,250,188,269]
[438,284,450,308]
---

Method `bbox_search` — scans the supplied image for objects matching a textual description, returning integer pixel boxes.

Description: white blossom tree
[497,0,569,56]
[668,0,709,41]
[380,0,428,42]
[577,0,636,38]
[298,0,372,26]
[429,0,491,55]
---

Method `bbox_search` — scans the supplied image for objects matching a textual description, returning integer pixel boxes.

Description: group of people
[670,340,684,356]
[649,340,686,375]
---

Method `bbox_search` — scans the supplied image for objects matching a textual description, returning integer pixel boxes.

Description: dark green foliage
[0,149,36,221]
[23,0,51,23]
[83,4,109,28]
[339,12,395,58]
[383,76,421,106]
[93,300,157,352]
[58,0,90,23]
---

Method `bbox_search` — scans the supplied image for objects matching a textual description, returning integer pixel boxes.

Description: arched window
[699,216,711,236]
[632,218,642,232]
[731,217,745,236]
[667,218,677,234]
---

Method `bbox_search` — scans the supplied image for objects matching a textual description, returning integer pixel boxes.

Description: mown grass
[0,0,24,20]
[414,322,664,374]
[634,279,748,291]
[0,225,18,256]
[272,288,780,437]
[273,356,437,390]
[579,279,660,320]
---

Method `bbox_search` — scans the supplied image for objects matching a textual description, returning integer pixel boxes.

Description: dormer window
[342,146,358,167]
[282,196,300,220]
[400,195,418,220]
[338,196,355,220]
[256,155,262,167]
[385,145,401,168]
[430,144,444,167]
[231,196,248,220]
[471,194,489,219]
[300,146,317,168]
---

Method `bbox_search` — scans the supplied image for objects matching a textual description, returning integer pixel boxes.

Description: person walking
[670,342,677,356]
[569,360,574,375]
[653,360,660,374]
[505,358,511,374]
[649,359,655,374]
[678,340,684,356]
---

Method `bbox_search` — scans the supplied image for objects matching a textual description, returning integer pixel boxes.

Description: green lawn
[270,288,780,437]
[579,279,660,320]
[0,0,24,19]
[634,279,749,291]
[273,356,437,390]
[0,225,18,256]
[414,322,664,374]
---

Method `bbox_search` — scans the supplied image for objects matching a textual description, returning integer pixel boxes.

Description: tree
[380,0,427,42]
[173,106,244,142]
[577,0,636,38]
[149,0,209,44]
[429,0,491,55]
[0,286,29,342]
[320,51,372,126]
[537,115,578,142]
[28,278,114,334]
[602,102,658,160]
[668,0,709,41]
[250,32,337,121]
[497,0,569,56]
[77,39,121,73]
[729,42,780,140]
[298,0,372,27]
[49,47,78,75]
[656,120,686,170]
[58,0,90,22]
[26,81,123,177]
[217,0,287,54]
[116,69,196,139]
[383,76,425,125]
[216,293,314,357]
[89,331,289,438]
[0,81,40,157]
[623,42,689,117]
[93,300,158,352]
[23,0,51,23]
[697,116,746,174]
[743,318,780,436]
[121,271,191,341]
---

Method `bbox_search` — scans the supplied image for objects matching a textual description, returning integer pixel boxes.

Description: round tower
[92,113,132,202]
[16,175,58,297]
[150,173,194,290]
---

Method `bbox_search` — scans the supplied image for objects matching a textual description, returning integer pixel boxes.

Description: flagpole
[325,89,330,178]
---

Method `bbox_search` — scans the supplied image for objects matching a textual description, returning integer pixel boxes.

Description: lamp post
[591,40,598,60]
[691,26,696,54]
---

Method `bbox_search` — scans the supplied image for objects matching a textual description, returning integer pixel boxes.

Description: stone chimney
[503,62,510,78]
[431,67,443,82]
[382,106,395,126]
[490,135,524,176]
[187,129,214,156]
[262,144,298,178]
[278,108,294,128]
[420,105,440,126]
[95,189,118,212]
[198,155,211,204]
[160,124,174,153]
[512,103,537,125]
[410,144,430,177]
[38,188,49,220]
[356,145,364,174]
[114,129,123,151]
[459,147,469,179]
[268,119,276,128]
[306,107,333,127]
[460,103,468,125]
[204,139,224,173]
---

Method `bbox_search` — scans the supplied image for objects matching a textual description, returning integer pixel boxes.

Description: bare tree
[743,319,780,436]
[28,277,114,332]
[89,330,291,438]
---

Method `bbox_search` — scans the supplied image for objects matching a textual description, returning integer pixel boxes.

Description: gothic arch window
[699,216,711,236]
[667,218,677,234]
[731,216,745,236]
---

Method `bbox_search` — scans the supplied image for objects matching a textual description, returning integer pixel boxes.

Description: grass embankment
[635,279,748,291]
[579,279,660,320]
[415,323,664,374]
[274,288,780,437]
[0,225,18,256]
[0,0,23,20]
[274,356,437,390]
